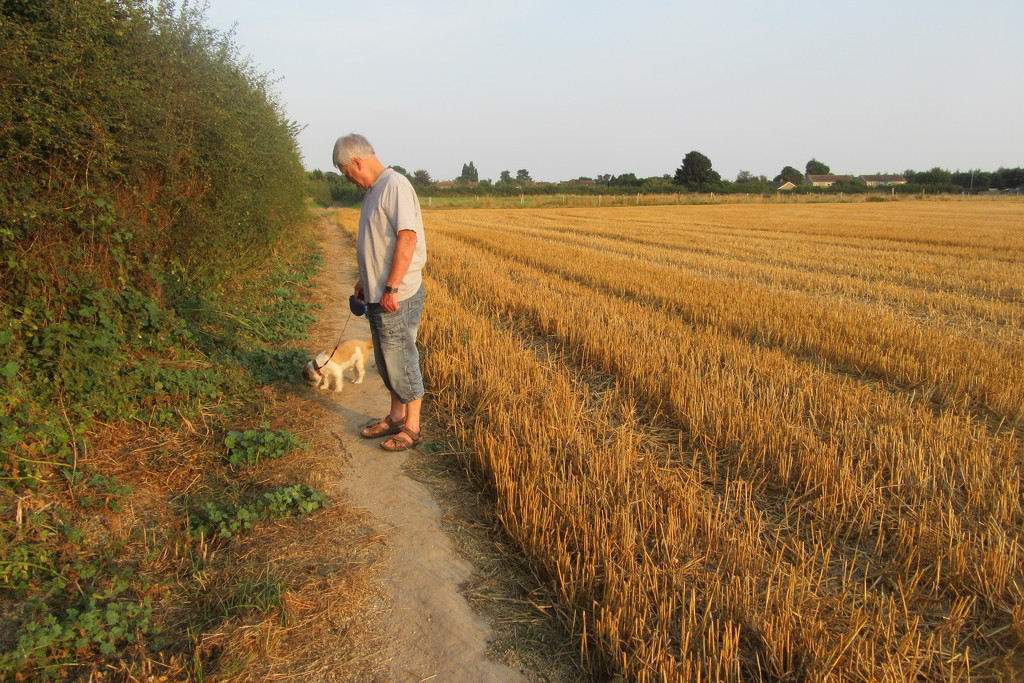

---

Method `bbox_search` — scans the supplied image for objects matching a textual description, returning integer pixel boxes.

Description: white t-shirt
[356,168,427,303]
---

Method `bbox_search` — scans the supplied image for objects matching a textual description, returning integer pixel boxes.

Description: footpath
[303,216,527,682]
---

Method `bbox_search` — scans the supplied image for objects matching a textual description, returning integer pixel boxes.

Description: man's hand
[354,282,364,301]
[380,230,417,313]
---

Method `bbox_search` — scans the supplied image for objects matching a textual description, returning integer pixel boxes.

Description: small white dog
[302,339,373,392]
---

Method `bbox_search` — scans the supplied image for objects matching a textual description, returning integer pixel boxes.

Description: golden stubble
[333,201,1024,681]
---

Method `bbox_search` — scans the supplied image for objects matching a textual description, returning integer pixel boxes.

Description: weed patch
[223,427,305,468]
[0,508,159,679]
[234,346,310,384]
[188,485,329,541]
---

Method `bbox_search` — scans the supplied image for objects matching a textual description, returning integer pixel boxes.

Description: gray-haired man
[334,134,427,451]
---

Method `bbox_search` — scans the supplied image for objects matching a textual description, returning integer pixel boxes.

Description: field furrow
[435,221,1024,428]
[504,205,1024,300]
[427,230,1023,543]
[439,215,1024,336]
[421,275,999,681]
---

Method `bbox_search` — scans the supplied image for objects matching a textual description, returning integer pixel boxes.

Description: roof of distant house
[806,174,855,183]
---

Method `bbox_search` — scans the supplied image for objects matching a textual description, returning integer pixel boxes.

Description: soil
[300,215,581,682]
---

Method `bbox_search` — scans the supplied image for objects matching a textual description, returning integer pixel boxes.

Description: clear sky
[202,0,1023,183]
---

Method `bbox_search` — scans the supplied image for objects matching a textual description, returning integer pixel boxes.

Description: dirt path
[305,216,528,682]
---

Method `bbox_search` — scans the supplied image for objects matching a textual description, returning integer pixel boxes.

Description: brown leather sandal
[360,415,404,439]
[380,426,422,452]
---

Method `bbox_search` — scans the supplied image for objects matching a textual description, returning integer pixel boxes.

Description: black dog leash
[310,295,366,376]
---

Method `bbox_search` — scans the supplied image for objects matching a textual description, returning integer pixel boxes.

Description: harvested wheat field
[334,200,1024,681]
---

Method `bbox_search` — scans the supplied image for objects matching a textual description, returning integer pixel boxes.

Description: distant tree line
[307,166,435,207]
[308,154,1024,206]
[670,154,1024,195]
[907,167,1024,193]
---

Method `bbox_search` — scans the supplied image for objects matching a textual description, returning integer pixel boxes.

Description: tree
[806,158,831,175]
[674,151,721,190]
[391,165,411,179]
[458,161,478,183]
[992,167,1024,189]
[613,172,641,187]
[307,171,331,207]
[498,169,512,183]
[411,169,432,186]
[905,167,953,185]
[734,171,769,191]
[774,166,803,185]
[952,170,991,192]
[641,176,677,193]
[516,169,532,183]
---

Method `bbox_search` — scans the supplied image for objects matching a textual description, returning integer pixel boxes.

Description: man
[334,134,427,451]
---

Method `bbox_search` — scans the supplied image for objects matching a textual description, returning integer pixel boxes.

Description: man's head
[333,134,384,190]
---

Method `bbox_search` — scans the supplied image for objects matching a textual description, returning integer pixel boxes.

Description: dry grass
[78,380,388,682]
[190,393,389,682]
[330,201,1023,681]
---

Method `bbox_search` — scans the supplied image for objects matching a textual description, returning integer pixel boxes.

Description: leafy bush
[234,346,310,384]
[260,484,330,518]
[1,0,309,481]
[223,427,304,468]
[188,485,329,540]
[67,470,134,512]
[0,592,156,677]
[0,512,159,679]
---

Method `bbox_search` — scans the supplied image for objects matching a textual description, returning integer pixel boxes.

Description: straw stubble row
[450,214,1024,335]
[437,219,1023,426]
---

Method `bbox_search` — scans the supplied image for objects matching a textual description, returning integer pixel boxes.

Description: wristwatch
[384,285,399,294]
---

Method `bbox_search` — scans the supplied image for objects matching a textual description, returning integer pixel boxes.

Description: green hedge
[1,0,308,477]
[1,1,321,677]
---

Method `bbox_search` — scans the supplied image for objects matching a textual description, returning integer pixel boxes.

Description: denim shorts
[366,284,425,403]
